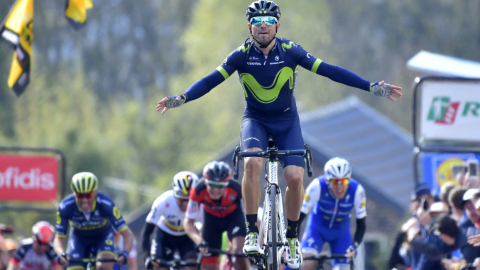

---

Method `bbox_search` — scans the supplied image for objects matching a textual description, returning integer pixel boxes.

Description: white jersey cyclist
[141,171,200,267]
[146,190,191,236]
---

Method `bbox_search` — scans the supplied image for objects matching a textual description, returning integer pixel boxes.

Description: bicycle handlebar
[67,258,118,263]
[156,260,198,268]
[232,144,314,180]
[239,149,306,158]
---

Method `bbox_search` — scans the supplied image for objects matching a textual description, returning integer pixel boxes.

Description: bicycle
[197,248,248,270]
[65,247,122,270]
[232,136,313,270]
[303,254,353,270]
[66,258,118,270]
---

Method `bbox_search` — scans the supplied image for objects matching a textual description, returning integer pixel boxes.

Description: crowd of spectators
[0,224,17,270]
[389,163,480,270]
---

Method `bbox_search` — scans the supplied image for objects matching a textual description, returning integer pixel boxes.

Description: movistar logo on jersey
[282,41,295,52]
[240,67,294,103]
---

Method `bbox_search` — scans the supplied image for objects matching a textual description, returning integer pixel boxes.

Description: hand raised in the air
[155,95,186,114]
[370,81,403,101]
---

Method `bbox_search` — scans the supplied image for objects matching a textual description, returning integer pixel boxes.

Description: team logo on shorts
[229,195,236,201]
[275,55,279,61]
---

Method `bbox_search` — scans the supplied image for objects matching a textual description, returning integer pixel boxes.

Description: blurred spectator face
[412,183,434,210]
[429,202,449,220]
[464,201,479,224]
[4,239,17,258]
[465,173,480,188]
[456,171,467,186]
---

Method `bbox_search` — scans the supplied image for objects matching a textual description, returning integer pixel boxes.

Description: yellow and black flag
[65,0,93,30]
[0,0,34,96]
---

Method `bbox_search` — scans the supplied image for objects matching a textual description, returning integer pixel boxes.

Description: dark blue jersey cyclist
[156,1,401,269]
[53,172,135,270]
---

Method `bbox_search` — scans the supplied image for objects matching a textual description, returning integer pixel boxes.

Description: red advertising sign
[0,155,58,202]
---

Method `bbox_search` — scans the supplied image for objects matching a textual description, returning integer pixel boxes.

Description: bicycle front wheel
[269,184,277,270]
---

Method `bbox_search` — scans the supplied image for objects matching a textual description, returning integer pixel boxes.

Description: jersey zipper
[329,198,339,229]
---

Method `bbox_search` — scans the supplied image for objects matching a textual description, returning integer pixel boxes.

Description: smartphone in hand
[468,159,479,178]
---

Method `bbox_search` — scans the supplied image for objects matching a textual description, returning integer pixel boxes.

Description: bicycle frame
[233,139,313,270]
[258,159,287,268]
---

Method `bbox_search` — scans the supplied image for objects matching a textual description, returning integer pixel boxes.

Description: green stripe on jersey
[216,67,230,80]
[311,59,322,73]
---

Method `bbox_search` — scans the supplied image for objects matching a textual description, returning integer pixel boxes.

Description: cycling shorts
[301,217,351,266]
[240,112,305,168]
[151,228,196,261]
[66,230,116,269]
[201,206,247,264]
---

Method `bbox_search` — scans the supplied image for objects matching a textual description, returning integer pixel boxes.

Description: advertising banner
[420,81,480,142]
[0,154,58,202]
[421,152,480,193]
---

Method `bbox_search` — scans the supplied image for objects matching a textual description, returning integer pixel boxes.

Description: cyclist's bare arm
[6,261,19,270]
[120,227,134,254]
[184,217,203,245]
[53,235,69,264]
[53,235,66,256]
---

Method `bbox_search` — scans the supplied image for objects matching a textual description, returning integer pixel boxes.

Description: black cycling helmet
[246,0,281,22]
[203,161,232,183]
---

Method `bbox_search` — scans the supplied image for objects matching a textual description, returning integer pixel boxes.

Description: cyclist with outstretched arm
[156,1,401,268]
[141,171,200,270]
[296,158,366,270]
[184,161,249,270]
[53,172,134,270]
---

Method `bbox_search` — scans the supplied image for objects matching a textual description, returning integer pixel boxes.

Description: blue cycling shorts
[66,230,116,269]
[240,112,305,168]
[301,216,352,266]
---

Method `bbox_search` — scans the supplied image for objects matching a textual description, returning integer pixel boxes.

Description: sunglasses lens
[251,17,277,26]
[330,179,349,185]
[75,192,94,199]
[206,180,227,189]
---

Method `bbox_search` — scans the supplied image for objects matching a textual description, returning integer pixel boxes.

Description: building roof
[406,50,480,78]
[300,96,414,210]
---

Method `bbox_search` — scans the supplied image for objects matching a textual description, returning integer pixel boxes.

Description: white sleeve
[145,193,167,224]
[354,184,367,219]
[301,178,321,214]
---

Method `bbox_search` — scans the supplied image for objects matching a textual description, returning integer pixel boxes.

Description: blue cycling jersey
[184,37,371,116]
[301,176,366,229]
[56,192,128,238]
